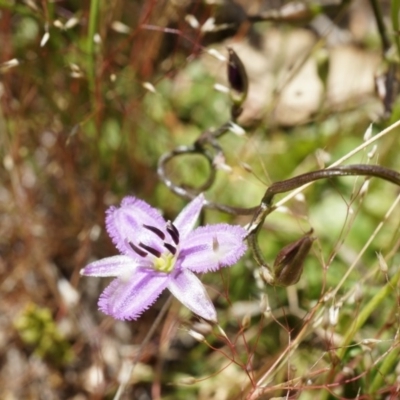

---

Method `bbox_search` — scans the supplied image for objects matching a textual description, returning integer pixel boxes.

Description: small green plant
[14,303,73,365]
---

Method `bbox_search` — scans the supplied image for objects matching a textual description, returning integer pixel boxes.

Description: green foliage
[14,304,73,365]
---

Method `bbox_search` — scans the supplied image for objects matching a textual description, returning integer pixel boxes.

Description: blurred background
[1,0,400,399]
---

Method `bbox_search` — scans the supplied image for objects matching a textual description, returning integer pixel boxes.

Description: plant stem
[338,268,400,360]
[391,0,400,58]
[113,296,173,400]
[87,0,100,100]
[369,0,391,52]
[369,344,400,394]
[248,165,400,281]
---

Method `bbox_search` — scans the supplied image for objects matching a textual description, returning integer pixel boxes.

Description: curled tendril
[157,122,258,216]
[158,118,400,286]
[247,164,400,285]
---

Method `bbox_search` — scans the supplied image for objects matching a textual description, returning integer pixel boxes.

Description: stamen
[139,242,162,258]
[129,242,148,257]
[166,221,179,245]
[143,224,165,240]
[213,237,219,252]
[163,242,177,255]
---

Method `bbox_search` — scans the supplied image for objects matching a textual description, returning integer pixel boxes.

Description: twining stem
[248,164,400,281]
[261,164,400,207]
[273,119,400,210]
[159,116,400,287]
[157,123,259,216]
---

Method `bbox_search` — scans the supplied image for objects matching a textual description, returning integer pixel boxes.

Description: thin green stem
[338,268,400,360]
[113,296,173,400]
[318,265,400,400]
[87,0,100,98]
[369,344,400,394]
[47,0,55,22]
[391,0,400,59]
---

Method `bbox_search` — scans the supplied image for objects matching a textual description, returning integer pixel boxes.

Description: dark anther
[143,224,165,240]
[129,242,148,257]
[163,242,177,255]
[166,221,180,245]
[139,242,162,258]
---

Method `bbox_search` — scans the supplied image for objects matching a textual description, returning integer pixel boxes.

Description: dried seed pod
[273,230,315,286]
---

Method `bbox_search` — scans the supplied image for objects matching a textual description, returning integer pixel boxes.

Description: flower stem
[338,268,400,360]
[87,0,100,101]
[113,296,173,400]
[368,342,400,394]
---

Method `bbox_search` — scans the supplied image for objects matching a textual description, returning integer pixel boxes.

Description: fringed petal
[98,269,169,320]
[180,224,247,273]
[106,196,166,256]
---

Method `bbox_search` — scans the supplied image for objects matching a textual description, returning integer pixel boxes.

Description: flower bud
[227,47,248,116]
[227,48,248,94]
[187,329,205,343]
[241,314,251,329]
[376,252,388,274]
[273,230,315,286]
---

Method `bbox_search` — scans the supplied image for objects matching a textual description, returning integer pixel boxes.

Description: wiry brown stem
[248,164,400,285]
[158,120,400,286]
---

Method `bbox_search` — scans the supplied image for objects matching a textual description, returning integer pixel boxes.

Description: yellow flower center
[154,253,176,273]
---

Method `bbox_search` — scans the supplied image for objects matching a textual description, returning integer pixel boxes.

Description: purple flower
[80,194,247,322]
